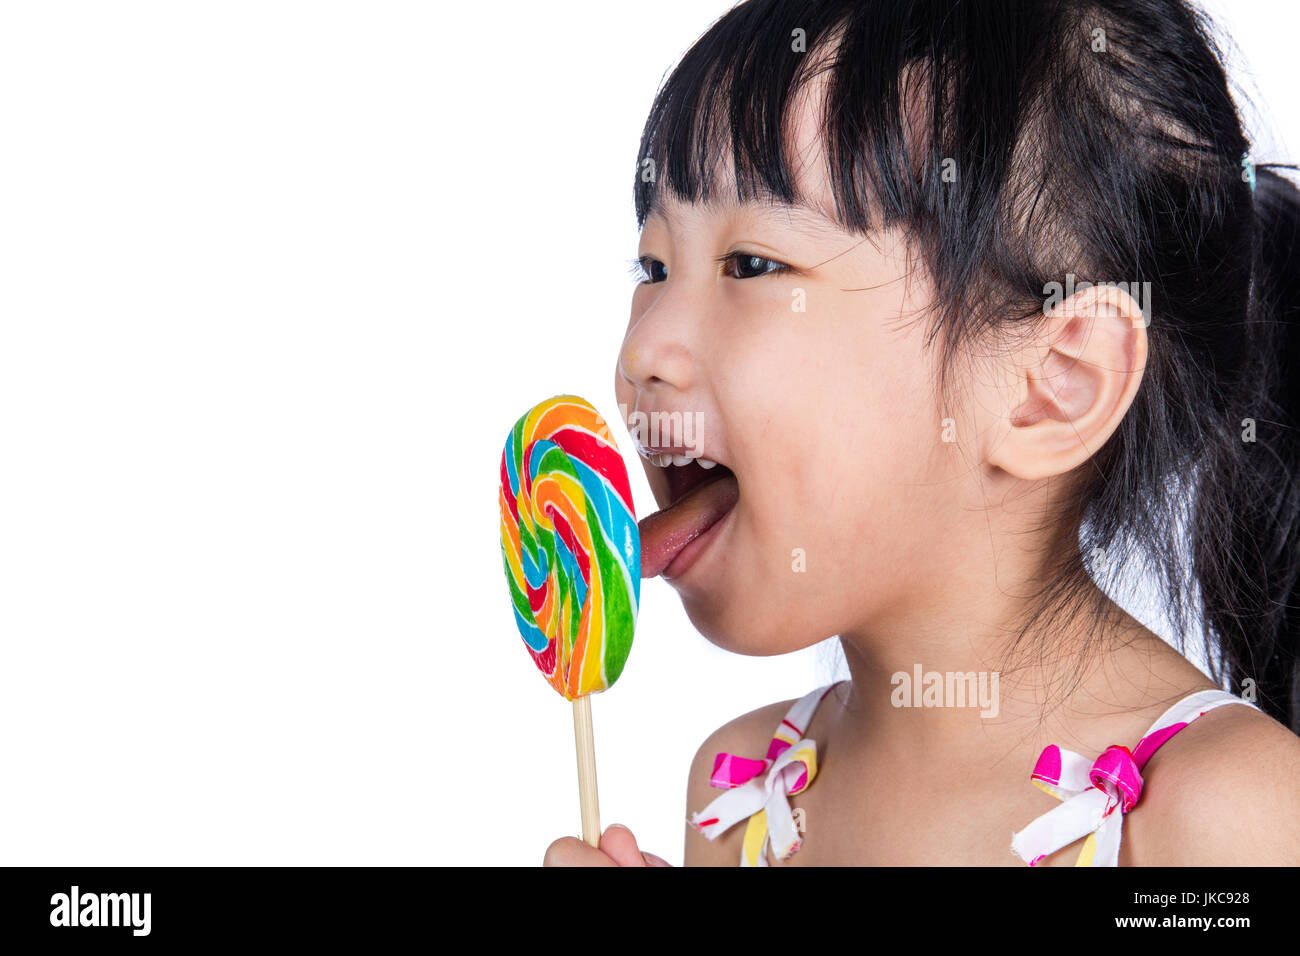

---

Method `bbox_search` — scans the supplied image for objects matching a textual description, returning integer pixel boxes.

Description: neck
[830,576,1201,774]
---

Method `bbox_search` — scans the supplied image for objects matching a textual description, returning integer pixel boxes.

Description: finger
[598,824,648,867]
[543,835,618,867]
[641,851,673,867]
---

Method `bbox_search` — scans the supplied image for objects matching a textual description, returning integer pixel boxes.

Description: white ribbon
[689,738,817,867]
[1010,747,1126,867]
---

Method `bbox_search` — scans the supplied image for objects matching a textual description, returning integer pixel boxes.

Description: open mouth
[637,454,739,579]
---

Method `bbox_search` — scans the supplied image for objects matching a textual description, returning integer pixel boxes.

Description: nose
[616,280,699,395]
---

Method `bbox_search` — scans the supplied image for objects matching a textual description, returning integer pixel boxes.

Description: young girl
[546,0,1300,866]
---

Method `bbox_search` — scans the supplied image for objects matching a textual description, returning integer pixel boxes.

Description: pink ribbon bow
[1010,742,1145,866]
[710,750,811,792]
[688,738,818,866]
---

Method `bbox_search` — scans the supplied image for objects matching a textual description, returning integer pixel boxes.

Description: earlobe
[988,285,1148,482]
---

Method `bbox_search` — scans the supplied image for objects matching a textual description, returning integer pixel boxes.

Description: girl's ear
[986,284,1148,482]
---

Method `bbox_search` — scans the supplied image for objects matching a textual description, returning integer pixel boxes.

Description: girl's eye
[720,252,791,279]
[627,252,790,283]
[629,256,668,284]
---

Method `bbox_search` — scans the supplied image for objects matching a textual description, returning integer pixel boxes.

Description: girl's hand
[543,823,673,866]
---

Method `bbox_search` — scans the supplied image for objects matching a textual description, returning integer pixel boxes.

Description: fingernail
[607,823,630,833]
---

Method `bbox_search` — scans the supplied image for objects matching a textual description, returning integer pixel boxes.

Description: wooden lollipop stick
[571,695,601,847]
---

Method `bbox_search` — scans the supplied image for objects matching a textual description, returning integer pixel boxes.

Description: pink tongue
[638,473,739,578]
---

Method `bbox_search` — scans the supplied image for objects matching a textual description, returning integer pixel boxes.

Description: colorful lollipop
[499,394,640,844]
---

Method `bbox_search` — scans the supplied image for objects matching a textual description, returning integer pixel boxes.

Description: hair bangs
[632,3,888,229]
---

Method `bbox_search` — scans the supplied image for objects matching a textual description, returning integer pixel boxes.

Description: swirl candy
[499,395,640,700]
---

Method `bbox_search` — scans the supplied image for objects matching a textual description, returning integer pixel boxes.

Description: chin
[679,592,756,654]
[677,593,733,647]
[679,590,804,657]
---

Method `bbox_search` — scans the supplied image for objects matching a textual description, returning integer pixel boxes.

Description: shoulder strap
[1131,689,1257,770]
[765,681,840,761]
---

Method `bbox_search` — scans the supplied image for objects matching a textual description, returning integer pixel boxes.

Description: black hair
[632,0,1300,732]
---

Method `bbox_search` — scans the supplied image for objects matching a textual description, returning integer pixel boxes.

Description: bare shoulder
[682,696,799,866]
[1128,702,1300,865]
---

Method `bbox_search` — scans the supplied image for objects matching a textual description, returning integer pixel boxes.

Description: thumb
[598,824,648,867]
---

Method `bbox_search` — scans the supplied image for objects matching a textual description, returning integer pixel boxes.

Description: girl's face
[615,97,985,656]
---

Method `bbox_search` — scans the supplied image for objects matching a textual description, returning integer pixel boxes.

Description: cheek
[747,308,937,517]
[686,283,954,648]
[733,309,947,610]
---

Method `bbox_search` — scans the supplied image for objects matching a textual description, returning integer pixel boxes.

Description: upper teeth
[645,452,719,469]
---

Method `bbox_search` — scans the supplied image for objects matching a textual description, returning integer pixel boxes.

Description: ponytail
[1201,166,1300,732]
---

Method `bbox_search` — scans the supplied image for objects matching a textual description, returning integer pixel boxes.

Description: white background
[0,1,1291,866]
